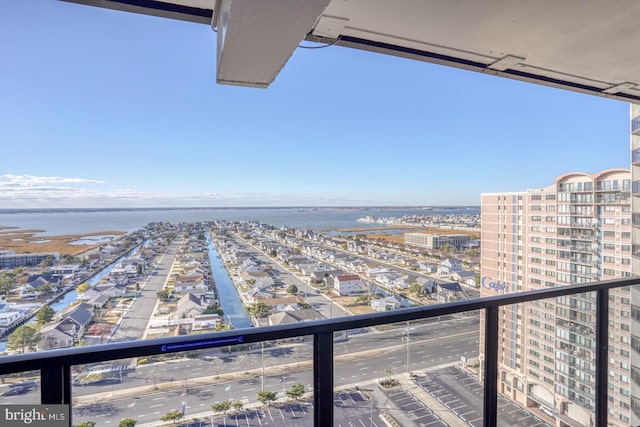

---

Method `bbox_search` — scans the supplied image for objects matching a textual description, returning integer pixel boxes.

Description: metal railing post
[483,305,498,427]
[595,289,609,426]
[314,331,334,427]
[40,361,70,404]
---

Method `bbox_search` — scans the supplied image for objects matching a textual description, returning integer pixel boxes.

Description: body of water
[0,207,479,236]
[207,237,253,329]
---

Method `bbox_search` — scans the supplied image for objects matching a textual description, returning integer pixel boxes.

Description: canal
[207,236,253,329]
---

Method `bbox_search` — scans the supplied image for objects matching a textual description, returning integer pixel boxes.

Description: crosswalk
[86,364,132,374]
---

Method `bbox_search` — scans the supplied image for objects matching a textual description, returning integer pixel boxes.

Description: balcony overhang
[62,0,640,102]
[214,0,332,88]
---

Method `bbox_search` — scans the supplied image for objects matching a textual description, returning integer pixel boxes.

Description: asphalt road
[68,317,479,425]
[109,239,182,342]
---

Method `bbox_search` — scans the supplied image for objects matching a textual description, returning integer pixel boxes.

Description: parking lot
[206,390,380,426]
[414,366,551,427]
[384,387,448,426]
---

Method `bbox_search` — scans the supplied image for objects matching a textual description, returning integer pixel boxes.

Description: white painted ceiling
[63,0,640,102]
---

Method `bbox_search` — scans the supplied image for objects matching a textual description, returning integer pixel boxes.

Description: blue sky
[0,1,631,209]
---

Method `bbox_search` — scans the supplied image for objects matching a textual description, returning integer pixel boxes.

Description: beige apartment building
[480,169,633,427]
[630,104,640,425]
[404,232,470,250]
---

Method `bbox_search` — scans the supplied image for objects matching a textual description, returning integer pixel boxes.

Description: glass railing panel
[335,314,481,426]
[71,337,313,427]
[494,297,557,427]
[413,313,483,427]
[492,291,629,427]
[0,370,40,404]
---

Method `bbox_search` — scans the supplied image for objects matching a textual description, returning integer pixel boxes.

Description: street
[68,316,479,425]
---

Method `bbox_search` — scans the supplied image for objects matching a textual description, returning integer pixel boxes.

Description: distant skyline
[0,1,631,209]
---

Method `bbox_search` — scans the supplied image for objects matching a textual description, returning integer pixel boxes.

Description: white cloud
[0,174,105,187]
[0,174,377,208]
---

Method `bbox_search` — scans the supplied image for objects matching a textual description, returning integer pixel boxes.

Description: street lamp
[261,341,265,392]
[370,389,373,427]
[405,321,411,376]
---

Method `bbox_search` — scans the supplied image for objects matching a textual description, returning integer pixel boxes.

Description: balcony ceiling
[63,0,640,102]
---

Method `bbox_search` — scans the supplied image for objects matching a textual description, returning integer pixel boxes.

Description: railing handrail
[0,276,636,427]
[0,275,634,372]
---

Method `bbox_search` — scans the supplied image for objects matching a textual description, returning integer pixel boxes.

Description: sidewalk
[398,373,469,427]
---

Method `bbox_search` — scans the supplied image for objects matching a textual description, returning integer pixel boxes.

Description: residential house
[20,274,61,298]
[173,279,209,296]
[60,303,94,335]
[371,296,402,312]
[415,278,437,294]
[96,283,128,298]
[254,276,275,290]
[77,287,103,302]
[437,258,463,275]
[452,270,476,283]
[176,293,204,318]
[244,288,273,303]
[268,308,323,326]
[0,310,24,329]
[416,261,438,273]
[437,282,463,302]
[85,293,109,309]
[334,274,366,296]
[39,322,76,350]
[262,296,299,312]
[192,314,221,331]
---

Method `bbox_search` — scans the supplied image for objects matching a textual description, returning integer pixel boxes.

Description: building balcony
[0,277,635,427]
[570,220,599,229]
[632,116,640,135]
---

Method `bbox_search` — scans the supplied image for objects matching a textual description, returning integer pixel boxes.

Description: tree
[215,322,233,331]
[0,271,17,295]
[257,390,277,406]
[76,283,91,293]
[439,243,455,256]
[36,305,55,325]
[286,383,305,400]
[73,423,96,427]
[409,282,424,297]
[211,401,231,414]
[7,325,41,353]
[232,401,244,412]
[118,418,137,427]
[160,410,183,424]
[379,368,398,388]
[203,305,224,316]
[286,284,298,294]
[355,294,370,305]
[246,303,270,318]
[88,323,112,335]
[40,255,56,267]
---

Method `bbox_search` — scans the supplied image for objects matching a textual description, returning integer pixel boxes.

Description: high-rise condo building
[630,104,640,425]
[480,169,632,427]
